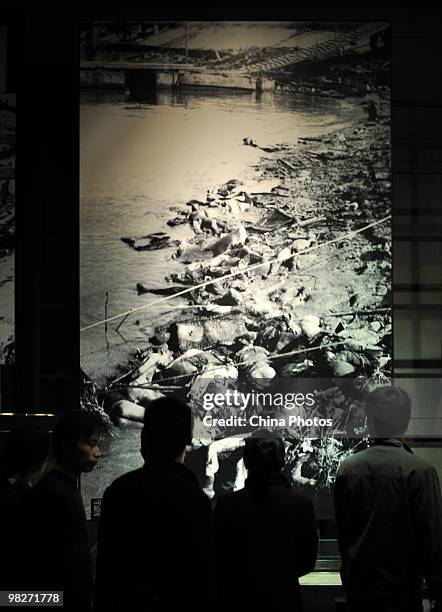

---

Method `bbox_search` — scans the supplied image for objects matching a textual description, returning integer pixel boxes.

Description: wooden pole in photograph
[104,292,109,334]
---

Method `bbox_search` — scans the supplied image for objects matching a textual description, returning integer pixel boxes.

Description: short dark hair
[4,426,50,475]
[52,410,107,461]
[364,385,411,437]
[142,397,192,462]
[243,431,285,474]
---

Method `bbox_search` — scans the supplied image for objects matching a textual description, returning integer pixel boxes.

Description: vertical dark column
[18,10,79,413]
[0,27,6,92]
[6,21,18,92]
[392,8,442,377]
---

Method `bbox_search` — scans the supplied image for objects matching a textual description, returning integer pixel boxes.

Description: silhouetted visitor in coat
[94,397,216,612]
[335,385,442,612]
[0,426,49,590]
[213,431,318,612]
[32,410,106,612]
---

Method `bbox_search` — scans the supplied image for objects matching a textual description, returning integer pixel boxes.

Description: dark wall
[14,5,442,413]
[18,8,79,412]
[390,14,442,377]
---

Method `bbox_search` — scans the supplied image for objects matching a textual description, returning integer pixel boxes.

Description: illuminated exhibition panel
[79,20,392,519]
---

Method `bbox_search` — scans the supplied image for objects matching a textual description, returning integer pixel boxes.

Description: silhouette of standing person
[335,386,442,612]
[94,397,216,612]
[0,426,49,590]
[32,410,106,612]
[214,431,318,611]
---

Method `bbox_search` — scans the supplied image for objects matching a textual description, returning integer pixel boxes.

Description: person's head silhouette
[243,430,285,499]
[4,426,50,486]
[364,385,411,438]
[52,410,107,477]
[141,397,192,464]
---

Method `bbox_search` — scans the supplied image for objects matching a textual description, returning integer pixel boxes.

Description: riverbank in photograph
[79,20,391,516]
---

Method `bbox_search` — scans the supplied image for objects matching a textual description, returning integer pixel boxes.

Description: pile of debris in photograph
[81,93,391,495]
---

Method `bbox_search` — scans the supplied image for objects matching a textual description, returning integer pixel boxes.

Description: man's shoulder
[36,470,77,499]
[0,480,32,510]
[218,484,313,510]
[167,465,210,505]
[104,467,145,496]
[337,443,437,477]
[34,471,83,520]
[104,465,208,502]
[37,470,60,489]
[268,484,314,508]
[337,447,371,470]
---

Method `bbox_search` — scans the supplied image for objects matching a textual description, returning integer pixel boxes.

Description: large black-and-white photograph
[0,92,15,364]
[80,21,391,516]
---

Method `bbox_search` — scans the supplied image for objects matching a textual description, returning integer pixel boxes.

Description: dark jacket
[93,461,216,612]
[334,439,442,612]
[213,473,318,612]
[0,475,35,590]
[32,469,93,612]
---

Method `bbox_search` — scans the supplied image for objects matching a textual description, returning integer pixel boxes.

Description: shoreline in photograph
[79,22,391,514]
[80,88,366,383]
[80,90,391,389]
[80,87,391,515]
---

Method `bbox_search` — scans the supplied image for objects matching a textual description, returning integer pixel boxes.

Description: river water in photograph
[80,87,364,381]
